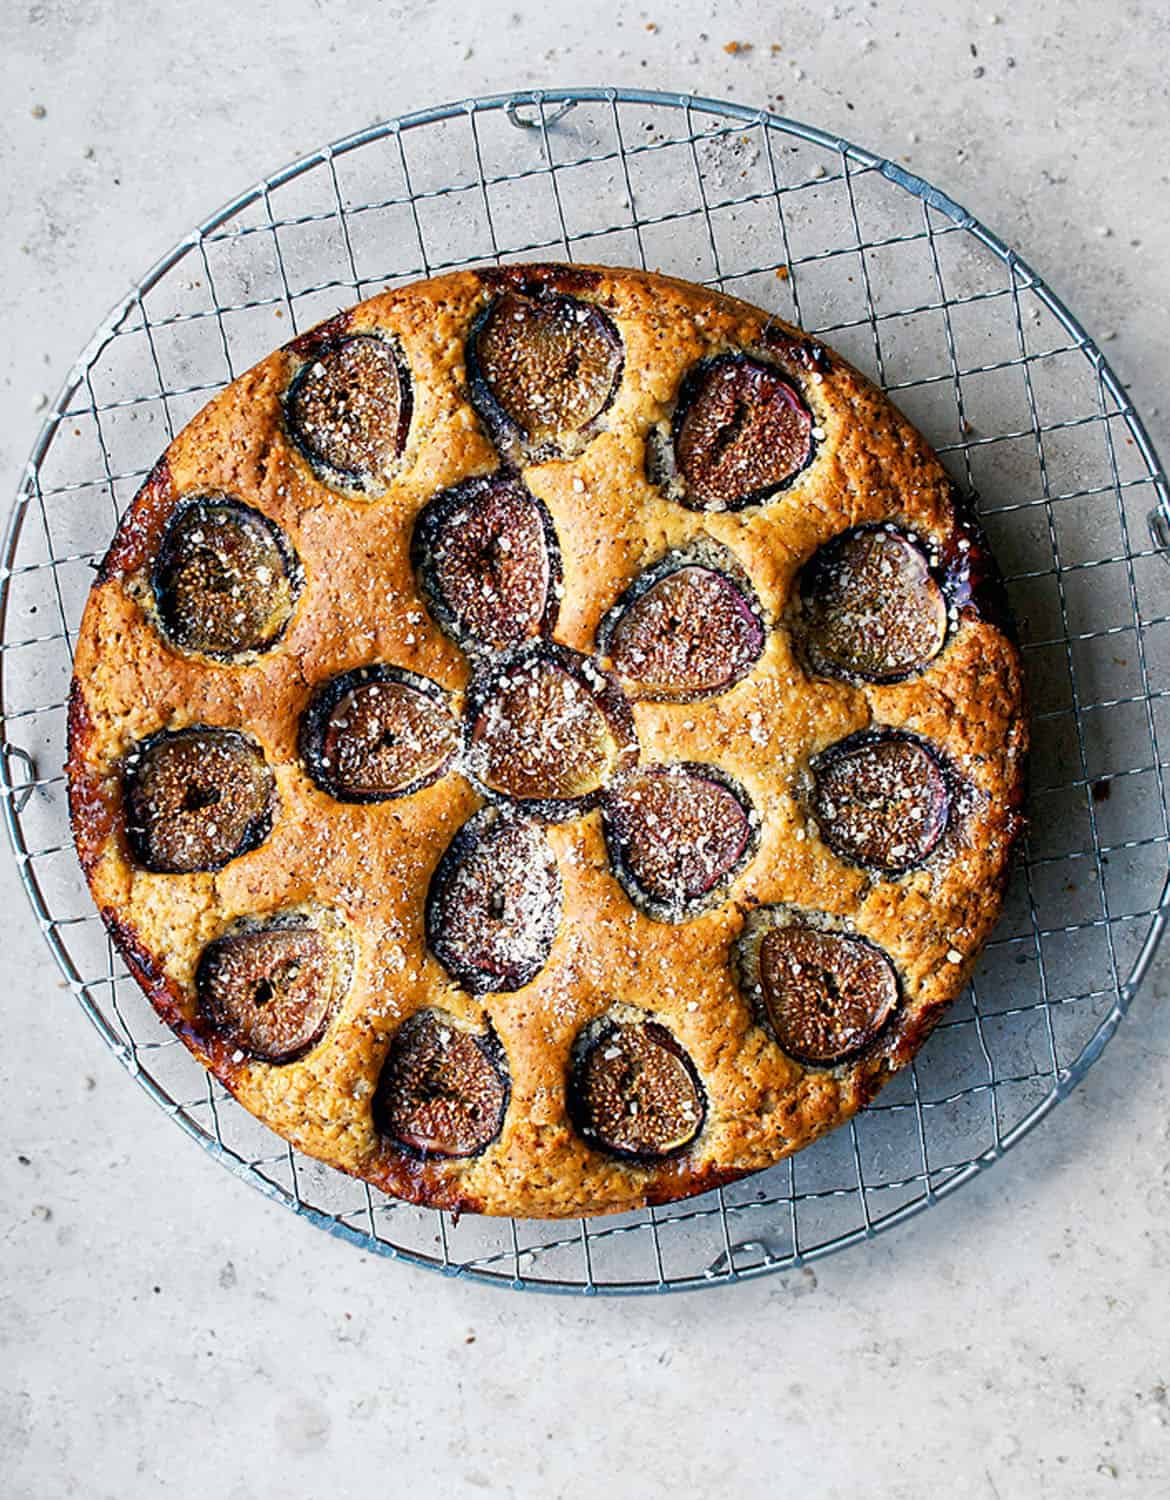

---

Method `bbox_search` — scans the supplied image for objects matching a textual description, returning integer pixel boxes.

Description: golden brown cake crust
[67,264,1027,1218]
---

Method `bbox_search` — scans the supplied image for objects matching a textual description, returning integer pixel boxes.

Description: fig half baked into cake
[67,264,1027,1218]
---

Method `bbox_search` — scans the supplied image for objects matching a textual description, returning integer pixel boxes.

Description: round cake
[67,263,1027,1218]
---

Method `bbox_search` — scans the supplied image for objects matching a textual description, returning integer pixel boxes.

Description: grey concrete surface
[2,2,1169,1496]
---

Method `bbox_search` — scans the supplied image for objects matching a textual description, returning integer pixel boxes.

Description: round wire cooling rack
[3,87,1169,1295]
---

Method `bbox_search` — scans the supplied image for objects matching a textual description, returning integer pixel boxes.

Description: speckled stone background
[2,3,1169,1495]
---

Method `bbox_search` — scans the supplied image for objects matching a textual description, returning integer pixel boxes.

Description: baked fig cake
[67,263,1027,1218]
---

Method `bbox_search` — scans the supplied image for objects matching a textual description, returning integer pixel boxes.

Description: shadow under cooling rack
[3,88,1169,1292]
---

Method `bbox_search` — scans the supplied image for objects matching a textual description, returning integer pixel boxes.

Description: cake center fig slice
[426,807,563,994]
[465,645,637,818]
[412,474,560,654]
[602,559,764,701]
[300,666,458,804]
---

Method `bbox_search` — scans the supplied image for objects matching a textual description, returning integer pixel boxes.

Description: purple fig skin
[758,925,899,1066]
[374,1010,510,1159]
[669,353,815,511]
[123,726,276,875]
[568,1019,706,1161]
[811,731,950,876]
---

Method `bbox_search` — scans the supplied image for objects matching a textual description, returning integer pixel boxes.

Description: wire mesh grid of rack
[3,87,1169,1293]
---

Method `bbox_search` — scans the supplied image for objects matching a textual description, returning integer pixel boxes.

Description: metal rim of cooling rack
[3,86,1169,1294]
